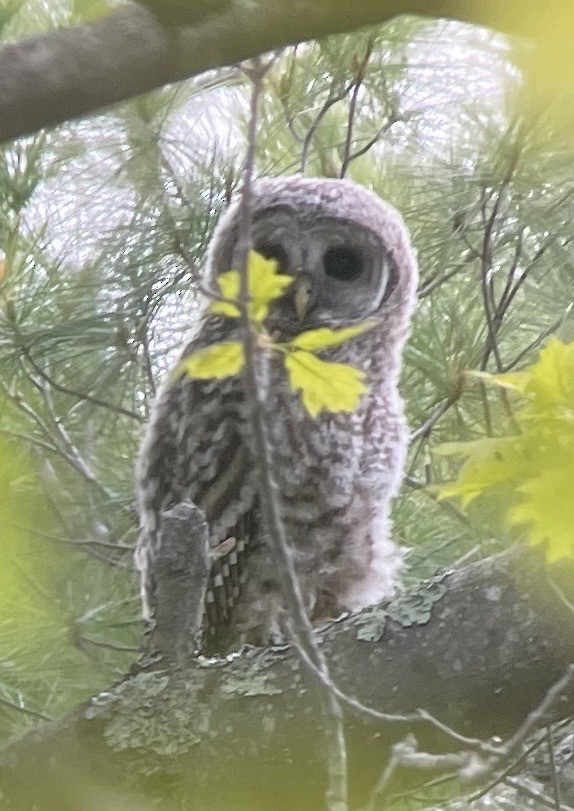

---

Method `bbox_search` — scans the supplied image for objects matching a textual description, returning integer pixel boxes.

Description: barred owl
[136,177,418,654]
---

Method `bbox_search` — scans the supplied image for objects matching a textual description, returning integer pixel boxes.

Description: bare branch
[467,720,572,804]
[290,635,500,755]
[366,735,481,811]
[546,725,562,811]
[300,76,355,173]
[501,665,574,760]
[18,345,144,423]
[502,305,573,372]
[339,40,373,178]
[236,58,348,811]
[0,0,565,144]
[410,393,460,443]
[505,776,574,811]
[0,697,52,722]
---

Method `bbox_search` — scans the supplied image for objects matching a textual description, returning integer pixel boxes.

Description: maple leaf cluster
[438,338,574,563]
[176,251,372,418]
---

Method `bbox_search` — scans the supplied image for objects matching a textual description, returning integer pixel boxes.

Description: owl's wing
[137,331,259,651]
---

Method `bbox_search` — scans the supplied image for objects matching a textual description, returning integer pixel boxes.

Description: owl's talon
[211,537,236,558]
[268,631,285,647]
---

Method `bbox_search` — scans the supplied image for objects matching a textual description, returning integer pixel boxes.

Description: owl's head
[206,177,417,337]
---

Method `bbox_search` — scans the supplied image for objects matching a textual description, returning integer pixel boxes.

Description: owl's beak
[293,274,314,322]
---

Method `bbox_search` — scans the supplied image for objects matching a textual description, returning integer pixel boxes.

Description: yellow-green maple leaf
[508,467,574,563]
[470,338,574,412]
[436,437,532,508]
[209,251,293,323]
[176,342,244,380]
[439,338,574,563]
[288,321,375,352]
[284,350,367,417]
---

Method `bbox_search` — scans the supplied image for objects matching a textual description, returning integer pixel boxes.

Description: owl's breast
[262,359,362,512]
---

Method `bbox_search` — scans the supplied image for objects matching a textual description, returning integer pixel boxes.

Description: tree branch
[1,548,574,810]
[0,0,561,145]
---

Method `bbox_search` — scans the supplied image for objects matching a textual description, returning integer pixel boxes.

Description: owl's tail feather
[201,516,253,655]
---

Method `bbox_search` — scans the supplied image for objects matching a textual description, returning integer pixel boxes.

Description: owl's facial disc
[226,208,393,333]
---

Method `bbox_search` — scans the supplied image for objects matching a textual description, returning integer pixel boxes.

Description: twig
[140,323,157,399]
[546,724,562,811]
[467,718,572,803]
[339,41,373,178]
[479,195,504,373]
[410,395,458,443]
[19,345,143,422]
[404,475,471,527]
[548,576,574,616]
[505,776,574,811]
[290,636,500,755]
[363,667,574,809]
[0,696,52,722]
[31,370,118,502]
[463,668,574,808]
[502,305,573,372]
[365,735,481,811]
[342,115,402,168]
[236,57,348,811]
[418,261,469,298]
[0,426,64,459]
[15,526,131,553]
[502,665,574,760]
[76,636,139,653]
[300,75,356,174]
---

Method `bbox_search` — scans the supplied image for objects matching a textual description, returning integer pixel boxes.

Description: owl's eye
[254,242,289,272]
[323,246,364,281]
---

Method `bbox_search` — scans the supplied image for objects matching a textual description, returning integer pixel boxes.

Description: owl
[135,176,418,655]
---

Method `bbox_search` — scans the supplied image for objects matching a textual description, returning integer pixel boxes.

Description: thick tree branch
[0,0,557,145]
[1,548,574,810]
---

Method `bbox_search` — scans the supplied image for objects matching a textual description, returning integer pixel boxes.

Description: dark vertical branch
[339,40,373,178]
[300,76,356,174]
[235,58,348,811]
[479,192,503,373]
[476,140,524,432]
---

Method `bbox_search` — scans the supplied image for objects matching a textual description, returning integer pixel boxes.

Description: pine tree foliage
[1,3,573,769]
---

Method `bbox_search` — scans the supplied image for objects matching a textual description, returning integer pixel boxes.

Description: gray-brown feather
[135,176,417,654]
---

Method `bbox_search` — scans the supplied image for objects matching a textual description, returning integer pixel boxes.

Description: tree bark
[0,0,559,145]
[1,548,573,810]
[148,502,210,665]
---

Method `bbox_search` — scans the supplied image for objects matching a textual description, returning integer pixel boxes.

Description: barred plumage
[135,176,418,654]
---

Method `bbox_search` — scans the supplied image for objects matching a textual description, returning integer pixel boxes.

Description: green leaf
[288,321,375,352]
[73,0,113,22]
[284,350,367,418]
[436,437,526,508]
[209,251,293,323]
[176,342,244,380]
[439,339,574,562]
[468,338,574,411]
[507,467,574,563]
[209,274,241,318]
